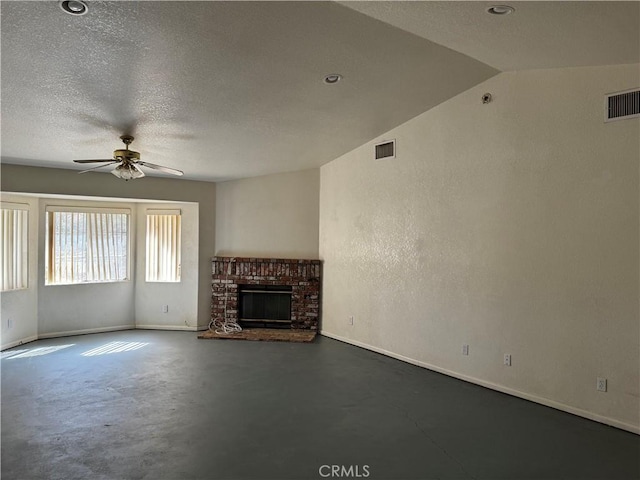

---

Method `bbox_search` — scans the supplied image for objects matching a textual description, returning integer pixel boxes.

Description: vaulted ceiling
[1,1,638,182]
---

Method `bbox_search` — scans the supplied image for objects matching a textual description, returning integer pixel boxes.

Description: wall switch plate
[162,305,169,313]
[7,318,13,329]
[462,344,469,355]
[597,377,607,392]
[348,315,354,325]
[504,354,512,366]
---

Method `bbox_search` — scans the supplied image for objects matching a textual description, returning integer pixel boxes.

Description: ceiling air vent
[605,89,639,122]
[375,140,395,160]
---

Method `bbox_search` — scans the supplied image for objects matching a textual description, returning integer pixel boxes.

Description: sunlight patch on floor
[81,341,149,356]
[4,345,74,359]
[1,349,29,359]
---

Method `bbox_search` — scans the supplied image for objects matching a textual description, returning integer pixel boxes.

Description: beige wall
[0,194,39,349]
[36,197,136,337]
[216,169,319,259]
[135,202,199,330]
[1,165,216,328]
[319,64,640,432]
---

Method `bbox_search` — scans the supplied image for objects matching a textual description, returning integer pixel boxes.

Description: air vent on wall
[375,140,396,160]
[605,89,639,122]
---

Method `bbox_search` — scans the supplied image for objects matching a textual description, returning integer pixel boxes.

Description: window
[1,203,28,291]
[45,207,130,285]
[146,210,181,282]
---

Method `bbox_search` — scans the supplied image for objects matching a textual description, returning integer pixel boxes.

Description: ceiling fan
[73,135,184,180]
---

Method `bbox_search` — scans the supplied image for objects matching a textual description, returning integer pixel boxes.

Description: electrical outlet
[504,354,512,366]
[597,377,607,392]
[162,305,169,313]
[7,318,14,329]
[462,344,469,355]
[348,315,354,325]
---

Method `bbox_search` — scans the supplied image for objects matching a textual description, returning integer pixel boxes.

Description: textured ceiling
[1,1,638,182]
[340,1,640,71]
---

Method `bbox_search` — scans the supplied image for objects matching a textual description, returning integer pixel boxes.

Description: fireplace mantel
[211,257,321,330]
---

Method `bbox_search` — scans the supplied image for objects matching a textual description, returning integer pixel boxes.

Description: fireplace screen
[239,285,292,327]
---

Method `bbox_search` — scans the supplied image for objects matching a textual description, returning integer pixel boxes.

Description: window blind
[46,210,129,285]
[146,210,181,282]
[1,204,28,291]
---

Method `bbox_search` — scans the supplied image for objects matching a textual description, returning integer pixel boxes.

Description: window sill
[1,286,29,293]
[44,279,130,287]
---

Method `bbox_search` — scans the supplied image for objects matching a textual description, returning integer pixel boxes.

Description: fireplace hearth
[211,257,321,330]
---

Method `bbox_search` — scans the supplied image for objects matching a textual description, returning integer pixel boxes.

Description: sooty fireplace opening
[239,284,293,329]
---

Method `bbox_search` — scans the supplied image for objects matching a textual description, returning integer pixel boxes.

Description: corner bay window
[45,207,130,285]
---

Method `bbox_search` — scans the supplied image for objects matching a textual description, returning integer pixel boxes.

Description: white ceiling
[340,1,640,71]
[1,1,638,182]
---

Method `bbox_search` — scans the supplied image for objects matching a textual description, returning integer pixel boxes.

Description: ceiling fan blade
[132,163,146,178]
[73,159,115,164]
[78,161,118,174]
[138,161,184,176]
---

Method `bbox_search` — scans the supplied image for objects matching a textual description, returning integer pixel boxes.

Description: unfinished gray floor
[1,330,638,480]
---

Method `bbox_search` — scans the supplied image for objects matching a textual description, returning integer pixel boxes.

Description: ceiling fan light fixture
[73,135,183,178]
[60,0,88,16]
[486,5,515,15]
[111,163,145,181]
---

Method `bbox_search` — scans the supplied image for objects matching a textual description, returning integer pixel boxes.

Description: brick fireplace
[211,257,321,330]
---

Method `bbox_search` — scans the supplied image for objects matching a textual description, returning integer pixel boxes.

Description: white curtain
[47,210,128,284]
[146,213,181,282]
[1,207,28,291]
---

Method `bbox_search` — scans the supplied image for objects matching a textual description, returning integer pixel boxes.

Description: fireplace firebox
[239,284,292,328]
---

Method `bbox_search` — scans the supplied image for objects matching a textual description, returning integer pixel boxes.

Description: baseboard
[2,324,205,349]
[134,324,201,331]
[320,330,640,435]
[1,335,39,351]
[38,325,134,339]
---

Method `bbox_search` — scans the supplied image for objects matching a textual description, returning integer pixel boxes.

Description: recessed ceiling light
[60,0,88,16]
[323,74,343,85]
[486,5,514,15]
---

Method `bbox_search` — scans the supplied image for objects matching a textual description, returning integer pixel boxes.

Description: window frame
[1,202,29,292]
[45,205,131,286]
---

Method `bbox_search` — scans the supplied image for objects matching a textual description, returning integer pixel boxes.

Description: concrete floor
[1,330,638,480]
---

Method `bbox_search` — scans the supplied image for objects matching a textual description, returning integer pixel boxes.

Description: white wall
[0,194,39,349]
[37,198,136,337]
[1,166,216,328]
[135,202,199,330]
[319,64,640,432]
[216,169,319,258]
